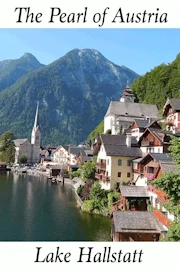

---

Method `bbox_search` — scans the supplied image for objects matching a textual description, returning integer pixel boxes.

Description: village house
[112,211,166,241]
[13,139,32,164]
[93,134,142,190]
[131,119,161,140]
[133,153,174,186]
[119,185,150,211]
[51,145,69,167]
[66,146,93,172]
[138,128,180,155]
[163,98,180,131]
[104,85,159,135]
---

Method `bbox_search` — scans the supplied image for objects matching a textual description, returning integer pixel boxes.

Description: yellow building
[93,134,142,190]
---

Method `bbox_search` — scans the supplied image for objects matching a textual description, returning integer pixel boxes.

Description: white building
[104,85,159,135]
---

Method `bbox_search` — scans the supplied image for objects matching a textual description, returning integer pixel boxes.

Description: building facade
[163,98,180,131]
[93,134,142,190]
[104,85,159,135]
[13,103,41,164]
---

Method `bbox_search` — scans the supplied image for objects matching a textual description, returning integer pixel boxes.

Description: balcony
[133,168,144,174]
[96,162,106,170]
[165,119,174,126]
[141,141,154,147]
[101,175,110,181]
[145,173,156,180]
[95,173,102,180]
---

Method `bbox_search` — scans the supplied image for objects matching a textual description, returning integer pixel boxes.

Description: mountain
[0,49,139,145]
[0,53,44,92]
[131,53,180,112]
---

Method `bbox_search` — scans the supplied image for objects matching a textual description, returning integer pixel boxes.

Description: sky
[0,29,180,75]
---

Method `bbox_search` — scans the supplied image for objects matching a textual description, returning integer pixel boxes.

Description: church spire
[126,80,130,88]
[33,101,39,129]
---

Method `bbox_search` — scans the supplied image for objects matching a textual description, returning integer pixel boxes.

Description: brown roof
[113,211,166,233]
[163,98,180,115]
[139,128,180,144]
[120,186,149,198]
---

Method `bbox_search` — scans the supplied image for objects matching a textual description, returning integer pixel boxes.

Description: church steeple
[31,102,40,145]
[120,81,135,103]
[33,101,39,130]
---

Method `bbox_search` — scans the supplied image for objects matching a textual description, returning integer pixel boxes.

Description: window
[107,159,109,165]
[133,162,138,170]
[147,167,154,174]
[127,160,132,166]
[118,159,122,166]
[127,173,131,178]
[118,172,121,177]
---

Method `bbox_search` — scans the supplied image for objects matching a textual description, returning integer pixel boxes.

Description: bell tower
[31,102,40,163]
[120,81,136,103]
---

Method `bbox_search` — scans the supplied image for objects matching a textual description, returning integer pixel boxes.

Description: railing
[102,175,110,181]
[95,173,102,180]
[141,141,154,147]
[145,173,156,180]
[165,119,174,126]
[96,162,106,169]
[133,168,144,174]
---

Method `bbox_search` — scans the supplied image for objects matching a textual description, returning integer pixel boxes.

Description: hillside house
[104,85,159,135]
[93,134,142,190]
[163,98,180,131]
[138,128,180,154]
[133,153,174,186]
[131,119,161,140]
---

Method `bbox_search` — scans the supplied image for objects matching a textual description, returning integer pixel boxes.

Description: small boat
[51,177,57,184]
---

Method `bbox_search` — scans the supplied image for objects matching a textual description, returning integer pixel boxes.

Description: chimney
[172,127,178,134]
[126,133,132,147]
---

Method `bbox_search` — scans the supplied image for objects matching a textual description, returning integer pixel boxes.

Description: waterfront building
[112,211,166,242]
[13,103,41,164]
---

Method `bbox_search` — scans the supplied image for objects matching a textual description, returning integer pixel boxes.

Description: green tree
[105,129,111,134]
[164,221,180,242]
[152,173,180,203]
[0,131,15,163]
[168,136,180,167]
[80,161,96,181]
[90,182,108,202]
[19,155,27,164]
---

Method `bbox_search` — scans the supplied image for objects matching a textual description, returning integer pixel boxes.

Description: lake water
[0,172,111,241]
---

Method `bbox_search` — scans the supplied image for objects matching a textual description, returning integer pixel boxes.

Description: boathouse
[112,211,166,242]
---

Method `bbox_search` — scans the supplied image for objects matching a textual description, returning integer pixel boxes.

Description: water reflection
[0,173,111,241]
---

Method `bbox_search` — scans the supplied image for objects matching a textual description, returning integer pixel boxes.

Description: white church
[13,103,41,164]
[104,84,159,135]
